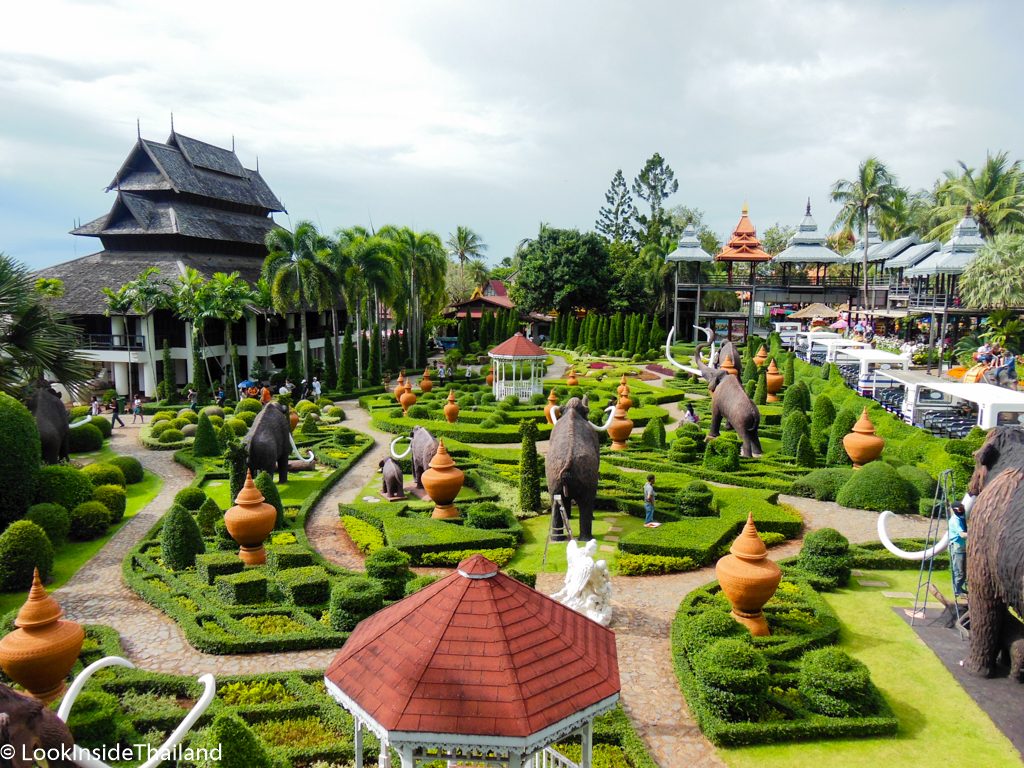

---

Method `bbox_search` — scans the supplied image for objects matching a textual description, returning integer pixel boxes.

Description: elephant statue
[244,402,314,483]
[27,381,90,465]
[665,327,762,458]
[999,610,1024,682]
[390,426,439,489]
[879,426,1024,679]
[546,396,614,540]
[0,685,77,768]
[378,457,405,499]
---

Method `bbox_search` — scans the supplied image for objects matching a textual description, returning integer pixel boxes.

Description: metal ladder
[541,494,575,568]
[910,469,965,636]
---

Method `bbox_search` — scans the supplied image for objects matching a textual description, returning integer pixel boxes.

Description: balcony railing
[678,274,858,288]
[84,334,146,351]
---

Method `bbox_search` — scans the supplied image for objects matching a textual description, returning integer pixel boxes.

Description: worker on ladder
[949,502,968,598]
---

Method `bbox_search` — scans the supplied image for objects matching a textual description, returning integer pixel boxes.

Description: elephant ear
[969,434,1002,495]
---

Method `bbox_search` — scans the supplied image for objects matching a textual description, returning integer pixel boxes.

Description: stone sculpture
[551,538,612,626]
[0,685,77,768]
[378,457,405,500]
[390,425,439,489]
[27,381,90,465]
[244,402,314,483]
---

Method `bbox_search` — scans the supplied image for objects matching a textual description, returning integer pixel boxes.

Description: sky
[2,0,1022,271]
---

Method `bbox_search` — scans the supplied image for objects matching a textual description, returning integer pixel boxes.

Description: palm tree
[208,271,255,393]
[875,186,918,240]
[831,157,898,317]
[0,253,90,396]
[926,152,1024,241]
[382,226,446,369]
[263,221,334,381]
[466,258,490,292]
[168,267,215,398]
[101,284,137,397]
[959,234,1024,309]
[252,276,275,372]
[125,267,165,398]
[446,226,487,281]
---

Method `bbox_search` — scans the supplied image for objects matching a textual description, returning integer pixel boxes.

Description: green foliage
[820,361,834,380]
[159,427,185,444]
[285,333,301,383]
[161,339,178,403]
[743,379,756,398]
[677,609,745,658]
[192,411,220,457]
[215,570,268,604]
[277,566,330,605]
[677,481,715,517]
[196,714,273,768]
[0,520,54,590]
[795,434,817,468]
[799,528,852,588]
[196,497,222,537]
[225,439,248,503]
[897,465,937,507]
[781,380,810,416]
[780,410,809,456]
[404,574,439,596]
[783,351,795,387]
[323,332,338,389]
[789,467,854,501]
[34,464,92,516]
[68,422,104,453]
[329,576,385,631]
[266,546,313,570]
[196,552,244,585]
[236,397,263,413]
[300,413,319,436]
[518,419,542,514]
[741,356,757,385]
[512,226,613,314]
[108,455,144,484]
[219,680,294,706]
[365,546,412,600]
[92,484,126,523]
[418,547,516,567]
[66,690,123,749]
[160,503,206,570]
[692,639,770,721]
[369,323,382,382]
[753,369,767,405]
[174,485,208,511]
[89,415,112,438]
[835,461,916,513]
[810,394,836,453]
[799,648,876,717]
[69,501,110,540]
[465,502,517,530]
[640,415,666,448]
[669,434,702,463]
[254,471,285,529]
[617,553,697,575]
[24,502,70,545]
[825,407,859,466]
[703,437,739,472]
[341,515,385,554]
[81,461,126,488]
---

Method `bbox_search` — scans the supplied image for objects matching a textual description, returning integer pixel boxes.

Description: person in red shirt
[260,385,272,404]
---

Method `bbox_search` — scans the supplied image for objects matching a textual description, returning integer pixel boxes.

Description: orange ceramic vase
[400,389,418,415]
[444,390,460,423]
[617,375,629,397]
[617,383,633,411]
[0,570,84,702]
[224,471,277,565]
[765,359,783,403]
[289,409,299,431]
[843,407,885,469]
[421,440,464,519]
[420,370,433,393]
[754,344,769,368]
[715,514,782,636]
[607,403,634,451]
[566,369,579,387]
[394,373,407,402]
[721,354,739,378]
[544,389,559,425]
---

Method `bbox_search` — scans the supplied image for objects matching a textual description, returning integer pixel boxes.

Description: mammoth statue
[546,396,615,540]
[244,402,314,484]
[390,425,438,489]
[378,457,405,499]
[27,381,91,465]
[665,326,762,458]
[1,684,76,768]
[879,426,1024,679]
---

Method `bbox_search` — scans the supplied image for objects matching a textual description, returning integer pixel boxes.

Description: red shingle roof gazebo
[488,332,548,401]
[325,554,620,767]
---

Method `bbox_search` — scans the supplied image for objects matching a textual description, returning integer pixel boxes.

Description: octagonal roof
[488,332,547,358]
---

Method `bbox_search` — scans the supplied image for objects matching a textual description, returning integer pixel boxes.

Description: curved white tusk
[289,435,315,463]
[589,405,616,432]
[69,417,93,429]
[961,492,976,515]
[665,327,686,371]
[58,656,134,722]
[550,405,561,425]
[133,673,216,768]
[877,510,949,561]
[390,435,412,459]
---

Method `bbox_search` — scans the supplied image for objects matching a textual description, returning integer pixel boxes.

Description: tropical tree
[0,253,90,396]
[467,258,490,291]
[631,152,679,248]
[101,283,137,396]
[446,226,487,281]
[959,234,1024,309]
[125,267,165,397]
[926,151,1024,241]
[263,221,335,381]
[831,157,898,316]
[381,226,446,369]
[979,309,1024,353]
[513,225,613,314]
[167,267,214,400]
[596,169,635,244]
[252,276,275,372]
[208,271,255,393]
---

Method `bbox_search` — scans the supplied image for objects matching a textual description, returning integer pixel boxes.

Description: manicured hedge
[108,455,145,484]
[0,392,41,525]
[0,520,54,590]
[789,467,853,502]
[92,484,127,524]
[68,422,104,453]
[35,464,94,512]
[798,528,851,588]
[835,461,916,514]
[329,577,384,632]
[70,501,111,541]
[82,462,126,488]
[277,566,331,605]
[216,570,268,604]
[197,552,245,585]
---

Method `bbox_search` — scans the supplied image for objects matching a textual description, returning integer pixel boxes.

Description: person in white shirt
[312,377,321,397]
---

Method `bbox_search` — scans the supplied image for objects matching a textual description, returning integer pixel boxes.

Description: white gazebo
[488,332,548,400]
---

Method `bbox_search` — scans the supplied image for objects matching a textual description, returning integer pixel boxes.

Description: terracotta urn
[843,407,885,469]
[617,383,633,411]
[544,389,559,425]
[420,369,433,393]
[421,439,464,519]
[721,353,739,378]
[765,358,783,403]
[715,514,782,637]
[224,470,277,565]
[400,388,418,415]
[607,403,634,451]
[394,373,407,402]
[755,345,769,368]
[566,369,579,387]
[289,408,299,431]
[444,389,460,423]
[485,372,494,386]
[0,569,84,703]
[617,375,629,397]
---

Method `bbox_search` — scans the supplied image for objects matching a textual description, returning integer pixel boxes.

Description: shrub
[151,411,176,423]
[334,429,356,446]
[744,380,755,398]
[254,471,285,529]
[69,501,111,541]
[65,690,122,749]
[35,465,94,511]
[277,566,330,605]
[108,455,144,484]
[404,574,439,596]
[781,380,810,416]
[196,552,245,585]
[216,570,268,604]
[810,394,836,453]
[519,419,542,514]
[159,428,186,444]
[505,568,537,588]
[897,465,937,505]
[780,410,809,456]
[174,486,207,511]
[825,407,859,466]
[617,553,696,575]
[465,502,516,529]
[692,638,769,721]
[150,420,172,438]
[836,461,916,514]
[68,422,104,453]
[177,408,199,424]
[218,680,293,706]
[795,434,817,468]
[196,497,222,537]
[799,528,851,587]
[753,369,767,405]
[789,467,853,501]
[224,418,248,437]
[677,481,715,517]
[89,415,112,438]
[703,437,739,472]
[236,398,263,414]
[678,610,745,658]
[670,435,701,463]
[299,414,319,436]
[235,410,257,427]
[91,484,127,524]
[192,411,220,457]
[193,713,273,768]
[0,520,54,590]
[640,416,667,449]
[266,545,313,571]
[329,576,385,631]
[0,392,41,525]
[81,462,126,488]
[160,503,206,570]
[24,503,70,546]
[365,546,412,600]
[406,404,430,420]
[799,647,875,717]
[341,516,385,554]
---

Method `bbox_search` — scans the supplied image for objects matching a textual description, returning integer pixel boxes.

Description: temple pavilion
[666,223,714,336]
[488,332,548,400]
[773,201,845,285]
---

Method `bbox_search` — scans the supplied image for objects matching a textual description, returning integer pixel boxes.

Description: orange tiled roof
[324,555,620,739]
[489,332,547,357]
[716,205,772,262]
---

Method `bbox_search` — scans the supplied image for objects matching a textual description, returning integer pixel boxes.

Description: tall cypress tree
[360,331,370,377]
[162,339,178,403]
[323,332,338,390]
[567,314,578,347]
[519,420,542,514]
[340,325,354,392]
[230,344,242,392]
[192,339,209,402]
[479,312,490,349]
[610,313,622,350]
[459,314,471,352]
[386,329,400,373]
[637,316,651,353]
[370,324,382,382]
[627,314,639,354]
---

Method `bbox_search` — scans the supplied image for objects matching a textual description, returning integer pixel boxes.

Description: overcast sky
[2,0,1022,271]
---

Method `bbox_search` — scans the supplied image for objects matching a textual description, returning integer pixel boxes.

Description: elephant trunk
[692,341,714,380]
[390,436,412,459]
[289,434,315,463]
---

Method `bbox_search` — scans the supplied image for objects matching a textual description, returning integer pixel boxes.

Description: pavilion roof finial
[742,201,749,215]
[170,112,174,133]
[965,201,973,217]
[136,118,141,140]
[806,197,811,216]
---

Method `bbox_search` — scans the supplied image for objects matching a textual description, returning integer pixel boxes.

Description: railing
[84,334,146,351]
[909,293,954,310]
[493,381,542,400]
[678,274,858,288]
[888,286,911,299]
[532,746,580,768]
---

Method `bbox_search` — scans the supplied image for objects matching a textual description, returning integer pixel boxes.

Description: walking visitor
[109,392,126,428]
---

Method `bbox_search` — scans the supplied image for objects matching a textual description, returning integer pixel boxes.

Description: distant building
[35,131,327,397]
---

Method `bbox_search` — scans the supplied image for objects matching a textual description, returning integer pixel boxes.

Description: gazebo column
[582,720,594,767]
[353,721,363,768]
[380,739,394,768]
[507,752,523,768]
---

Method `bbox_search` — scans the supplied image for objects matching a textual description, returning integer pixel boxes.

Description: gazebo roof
[716,205,772,262]
[904,208,986,277]
[788,302,839,319]
[774,201,845,264]
[488,332,547,359]
[324,554,620,743]
[665,223,713,262]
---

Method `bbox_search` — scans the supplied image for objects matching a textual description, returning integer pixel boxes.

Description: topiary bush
[897,465,937,507]
[236,397,263,414]
[173,486,207,511]
[192,411,220,457]
[216,570,268,604]
[789,467,853,501]
[150,421,172,438]
[329,576,385,631]
[795,434,817,468]
[254,471,284,529]
[0,520,54,590]
[825,406,859,466]
[692,638,769,722]
[670,435,701,463]
[224,418,248,437]
[68,422,104,453]
[465,502,517,529]
[810,394,836,453]
[799,528,851,588]
[677,481,716,517]
[160,503,206,570]
[196,497,222,537]
[24,503,70,546]
[89,415,112,438]
[300,413,320,436]
[780,410,810,456]
[108,455,144,484]
[678,609,745,658]
[81,462,126,488]
[65,690,123,749]
[194,713,273,768]
[640,416,667,449]
[835,461,916,514]
[781,380,810,417]
[0,392,41,526]
[365,546,412,600]
[799,647,875,718]
[159,427,186,444]
[35,465,94,512]
[69,501,111,541]
[703,437,739,472]
[91,484,127,524]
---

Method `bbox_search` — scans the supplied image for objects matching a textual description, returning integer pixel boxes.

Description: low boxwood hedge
[216,570,268,605]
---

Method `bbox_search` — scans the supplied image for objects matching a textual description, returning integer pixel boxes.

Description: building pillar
[245,315,259,378]
[110,316,129,396]
[185,323,196,383]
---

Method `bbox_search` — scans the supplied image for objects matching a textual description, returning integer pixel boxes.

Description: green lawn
[201,470,335,510]
[507,511,646,574]
[0,470,163,615]
[720,570,1021,768]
